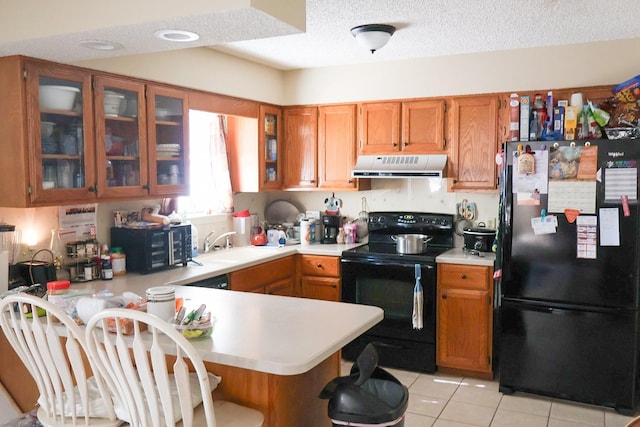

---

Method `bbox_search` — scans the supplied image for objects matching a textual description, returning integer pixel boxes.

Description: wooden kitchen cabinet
[318,104,368,190]
[228,256,296,296]
[437,263,494,378]
[226,104,282,192]
[358,100,446,154]
[0,55,191,207]
[283,106,318,189]
[2,57,97,206]
[259,104,283,190]
[94,75,149,199]
[146,85,190,197]
[299,255,340,301]
[284,105,367,191]
[448,95,499,191]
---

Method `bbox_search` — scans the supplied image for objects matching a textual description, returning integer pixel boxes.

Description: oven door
[341,257,436,343]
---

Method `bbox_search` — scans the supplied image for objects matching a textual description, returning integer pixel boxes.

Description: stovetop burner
[341,211,455,263]
[341,244,449,263]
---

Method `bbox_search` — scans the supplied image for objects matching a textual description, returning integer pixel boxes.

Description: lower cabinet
[436,263,494,378]
[228,256,296,296]
[298,255,340,301]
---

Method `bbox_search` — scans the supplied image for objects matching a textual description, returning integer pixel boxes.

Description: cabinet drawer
[229,256,295,292]
[299,255,340,277]
[439,264,490,290]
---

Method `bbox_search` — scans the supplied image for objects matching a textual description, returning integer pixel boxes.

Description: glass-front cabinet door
[147,86,189,196]
[94,76,148,198]
[259,104,282,190]
[25,61,95,204]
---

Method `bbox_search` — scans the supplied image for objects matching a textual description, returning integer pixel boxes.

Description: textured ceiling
[214,0,640,70]
[1,0,639,70]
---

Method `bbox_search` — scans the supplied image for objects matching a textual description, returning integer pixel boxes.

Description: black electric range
[341,211,454,262]
[340,211,454,373]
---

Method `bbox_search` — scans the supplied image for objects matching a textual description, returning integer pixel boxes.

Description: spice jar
[111,247,126,276]
[46,280,71,309]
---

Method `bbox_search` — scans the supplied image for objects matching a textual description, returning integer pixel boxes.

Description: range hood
[352,154,447,178]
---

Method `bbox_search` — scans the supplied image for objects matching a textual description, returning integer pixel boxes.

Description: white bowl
[104,91,126,116]
[41,121,55,137]
[39,85,80,111]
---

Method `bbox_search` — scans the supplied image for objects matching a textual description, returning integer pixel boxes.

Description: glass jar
[111,247,126,276]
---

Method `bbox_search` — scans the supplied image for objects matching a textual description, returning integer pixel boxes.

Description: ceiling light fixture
[79,40,124,51]
[154,30,200,42]
[350,24,396,54]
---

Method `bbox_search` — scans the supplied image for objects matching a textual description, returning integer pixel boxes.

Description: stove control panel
[368,212,453,230]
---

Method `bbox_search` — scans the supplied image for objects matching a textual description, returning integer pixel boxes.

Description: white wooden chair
[85,308,264,427]
[0,293,121,427]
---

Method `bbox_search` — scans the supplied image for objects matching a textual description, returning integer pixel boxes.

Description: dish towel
[412,264,423,330]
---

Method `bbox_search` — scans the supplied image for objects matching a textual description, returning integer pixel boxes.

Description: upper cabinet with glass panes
[0,56,191,207]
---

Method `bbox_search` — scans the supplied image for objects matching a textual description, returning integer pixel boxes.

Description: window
[178,110,234,216]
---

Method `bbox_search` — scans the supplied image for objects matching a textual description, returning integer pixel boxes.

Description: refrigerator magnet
[517,145,536,175]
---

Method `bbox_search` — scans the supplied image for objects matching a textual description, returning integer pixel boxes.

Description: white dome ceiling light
[350,24,396,54]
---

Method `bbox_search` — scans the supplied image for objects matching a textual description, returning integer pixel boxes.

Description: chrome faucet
[211,231,237,250]
[203,231,237,252]
[203,231,215,253]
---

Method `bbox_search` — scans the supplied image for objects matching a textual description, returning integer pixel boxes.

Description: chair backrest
[85,308,217,427]
[0,293,117,425]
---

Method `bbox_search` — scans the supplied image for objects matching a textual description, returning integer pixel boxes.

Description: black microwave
[110,224,192,274]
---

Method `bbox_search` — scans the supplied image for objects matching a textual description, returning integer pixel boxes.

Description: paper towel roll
[0,251,8,295]
[76,297,107,325]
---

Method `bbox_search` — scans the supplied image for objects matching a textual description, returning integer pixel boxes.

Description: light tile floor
[340,361,637,427]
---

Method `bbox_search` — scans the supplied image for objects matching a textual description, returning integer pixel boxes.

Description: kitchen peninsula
[0,244,381,427]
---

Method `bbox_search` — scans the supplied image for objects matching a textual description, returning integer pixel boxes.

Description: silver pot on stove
[391,234,433,254]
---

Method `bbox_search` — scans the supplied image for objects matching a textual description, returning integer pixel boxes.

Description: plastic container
[174,317,215,340]
[46,280,71,309]
[111,247,126,276]
[320,344,409,427]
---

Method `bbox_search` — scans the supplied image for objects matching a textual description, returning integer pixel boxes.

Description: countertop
[70,242,383,376]
[168,286,382,375]
[73,243,361,293]
[436,248,496,267]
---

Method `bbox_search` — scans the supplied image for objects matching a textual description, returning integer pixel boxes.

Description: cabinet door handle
[442,294,447,299]
[331,283,337,288]
[88,186,96,193]
[142,184,149,190]
[403,141,409,147]
[316,263,323,268]
[460,274,467,279]
[392,142,398,147]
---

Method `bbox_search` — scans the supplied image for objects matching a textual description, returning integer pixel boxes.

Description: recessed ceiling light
[79,40,124,51]
[154,30,200,42]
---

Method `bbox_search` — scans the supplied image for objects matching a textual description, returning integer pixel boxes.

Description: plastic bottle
[111,247,126,276]
[100,255,113,280]
[336,227,345,244]
[189,221,199,258]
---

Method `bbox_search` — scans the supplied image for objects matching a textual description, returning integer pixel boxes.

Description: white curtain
[181,110,234,215]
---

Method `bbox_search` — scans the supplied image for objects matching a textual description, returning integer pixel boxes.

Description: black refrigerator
[497,139,640,414]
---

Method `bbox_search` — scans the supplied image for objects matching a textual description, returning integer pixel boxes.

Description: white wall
[283,39,640,104]
[77,47,286,105]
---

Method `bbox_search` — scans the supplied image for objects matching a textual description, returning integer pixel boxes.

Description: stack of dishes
[42,137,58,154]
[156,144,180,157]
